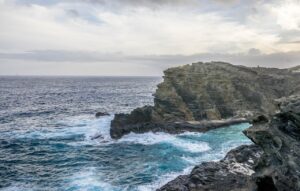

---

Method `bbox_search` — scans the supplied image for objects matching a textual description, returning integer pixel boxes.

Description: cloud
[0,0,281,55]
[270,0,300,31]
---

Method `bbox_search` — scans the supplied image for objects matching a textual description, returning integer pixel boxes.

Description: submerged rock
[158,145,262,191]
[244,95,300,191]
[111,62,300,138]
[95,112,109,118]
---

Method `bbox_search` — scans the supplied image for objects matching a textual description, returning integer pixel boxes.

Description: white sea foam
[14,114,210,153]
[117,131,210,153]
[137,166,193,191]
[66,167,116,191]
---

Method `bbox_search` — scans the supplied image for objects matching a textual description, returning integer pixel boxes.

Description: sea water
[0,76,252,191]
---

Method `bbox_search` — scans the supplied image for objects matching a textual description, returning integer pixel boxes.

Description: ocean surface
[0,76,252,191]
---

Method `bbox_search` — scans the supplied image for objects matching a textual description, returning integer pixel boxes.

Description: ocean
[0,76,251,191]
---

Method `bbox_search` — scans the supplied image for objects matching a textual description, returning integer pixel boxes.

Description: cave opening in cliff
[256,176,278,191]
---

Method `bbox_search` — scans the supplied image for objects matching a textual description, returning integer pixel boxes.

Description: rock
[95,112,109,118]
[244,95,300,191]
[90,133,104,140]
[110,118,248,139]
[158,145,262,191]
[252,115,269,125]
[111,62,300,138]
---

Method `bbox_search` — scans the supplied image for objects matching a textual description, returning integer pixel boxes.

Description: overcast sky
[0,0,300,76]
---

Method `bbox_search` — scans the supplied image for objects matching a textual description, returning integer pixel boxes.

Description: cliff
[111,62,300,138]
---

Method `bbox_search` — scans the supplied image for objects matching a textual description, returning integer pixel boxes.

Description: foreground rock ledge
[158,145,262,191]
[111,62,300,139]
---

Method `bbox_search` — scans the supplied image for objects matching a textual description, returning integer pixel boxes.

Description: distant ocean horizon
[0,76,251,191]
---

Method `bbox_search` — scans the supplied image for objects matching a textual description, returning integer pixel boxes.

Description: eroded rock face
[158,145,262,191]
[152,62,300,121]
[244,95,300,191]
[111,62,300,138]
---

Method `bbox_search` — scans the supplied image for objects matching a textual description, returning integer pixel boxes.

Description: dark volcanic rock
[244,95,300,191]
[158,145,262,191]
[95,112,109,118]
[111,62,300,138]
[110,118,248,139]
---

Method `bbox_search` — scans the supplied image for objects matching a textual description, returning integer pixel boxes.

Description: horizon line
[0,74,162,77]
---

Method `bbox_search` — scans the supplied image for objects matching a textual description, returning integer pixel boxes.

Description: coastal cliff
[244,95,300,191]
[111,62,300,138]
[159,95,300,191]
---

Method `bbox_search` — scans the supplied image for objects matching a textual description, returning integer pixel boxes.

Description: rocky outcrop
[158,145,262,191]
[111,62,300,138]
[244,95,300,191]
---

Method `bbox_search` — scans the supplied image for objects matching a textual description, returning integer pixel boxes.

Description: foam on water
[137,166,193,191]
[118,131,210,153]
[66,168,117,191]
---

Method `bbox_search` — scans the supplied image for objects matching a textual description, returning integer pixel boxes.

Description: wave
[66,167,117,191]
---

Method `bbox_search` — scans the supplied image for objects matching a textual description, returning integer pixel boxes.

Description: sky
[0,0,300,76]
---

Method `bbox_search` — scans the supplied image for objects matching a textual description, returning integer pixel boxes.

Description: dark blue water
[0,77,251,191]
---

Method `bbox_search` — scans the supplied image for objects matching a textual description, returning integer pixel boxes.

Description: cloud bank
[0,0,299,75]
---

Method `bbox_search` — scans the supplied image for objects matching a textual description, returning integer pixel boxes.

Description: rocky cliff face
[111,62,300,138]
[244,95,300,191]
[152,62,300,121]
